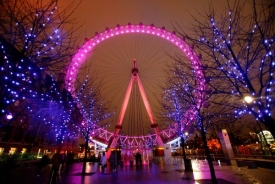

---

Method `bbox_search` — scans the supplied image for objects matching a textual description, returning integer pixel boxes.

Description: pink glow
[136,75,155,124]
[110,60,164,148]
[117,77,134,127]
[66,24,204,94]
[136,73,164,146]
[66,24,205,145]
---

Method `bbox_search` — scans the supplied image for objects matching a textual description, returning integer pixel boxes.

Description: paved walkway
[2,160,275,184]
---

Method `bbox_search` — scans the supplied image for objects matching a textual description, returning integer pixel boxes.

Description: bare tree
[160,60,213,180]
[0,0,81,74]
[159,74,193,172]
[73,75,112,175]
[0,0,81,126]
[174,0,275,138]
[160,54,241,183]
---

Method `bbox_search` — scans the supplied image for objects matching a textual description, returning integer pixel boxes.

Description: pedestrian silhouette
[37,154,49,176]
[48,152,61,184]
[65,151,75,175]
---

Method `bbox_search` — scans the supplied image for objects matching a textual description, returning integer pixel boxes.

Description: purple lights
[65,23,206,145]
[66,24,205,95]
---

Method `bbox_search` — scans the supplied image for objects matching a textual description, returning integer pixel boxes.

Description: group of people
[100,150,122,173]
[47,151,75,183]
[135,152,142,166]
[100,151,143,173]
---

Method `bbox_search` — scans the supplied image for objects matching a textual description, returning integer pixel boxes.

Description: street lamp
[6,114,13,120]
[244,96,253,104]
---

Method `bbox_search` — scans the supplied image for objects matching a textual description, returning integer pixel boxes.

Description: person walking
[65,151,75,175]
[110,151,117,173]
[135,152,139,166]
[60,152,67,172]
[48,152,61,184]
[100,152,107,173]
[36,153,49,177]
[137,152,142,166]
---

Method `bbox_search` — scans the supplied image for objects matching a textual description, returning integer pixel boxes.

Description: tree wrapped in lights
[0,38,78,145]
[33,101,77,144]
[74,76,112,175]
[0,0,81,126]
[174,0,275,138]
[0,36,82,149]
[160,68,192,172]
[161,57,238,183]
[0,0,80,72]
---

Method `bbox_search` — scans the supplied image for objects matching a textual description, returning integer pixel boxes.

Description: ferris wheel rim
[65,23,205,146]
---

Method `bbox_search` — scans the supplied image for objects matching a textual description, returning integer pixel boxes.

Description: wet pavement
[1,160,275,184]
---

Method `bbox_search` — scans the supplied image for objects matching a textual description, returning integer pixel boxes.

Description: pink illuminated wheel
[66,23,205,148]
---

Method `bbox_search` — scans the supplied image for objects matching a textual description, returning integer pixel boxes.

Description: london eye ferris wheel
[66,23,205,150]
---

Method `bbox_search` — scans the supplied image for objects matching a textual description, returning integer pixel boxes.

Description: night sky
[62,0,224,35]
[59,0,240,136]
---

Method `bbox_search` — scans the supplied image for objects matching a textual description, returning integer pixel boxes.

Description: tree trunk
[82,132,89,175]
[200,124,217,184]
[181,137,191,171]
